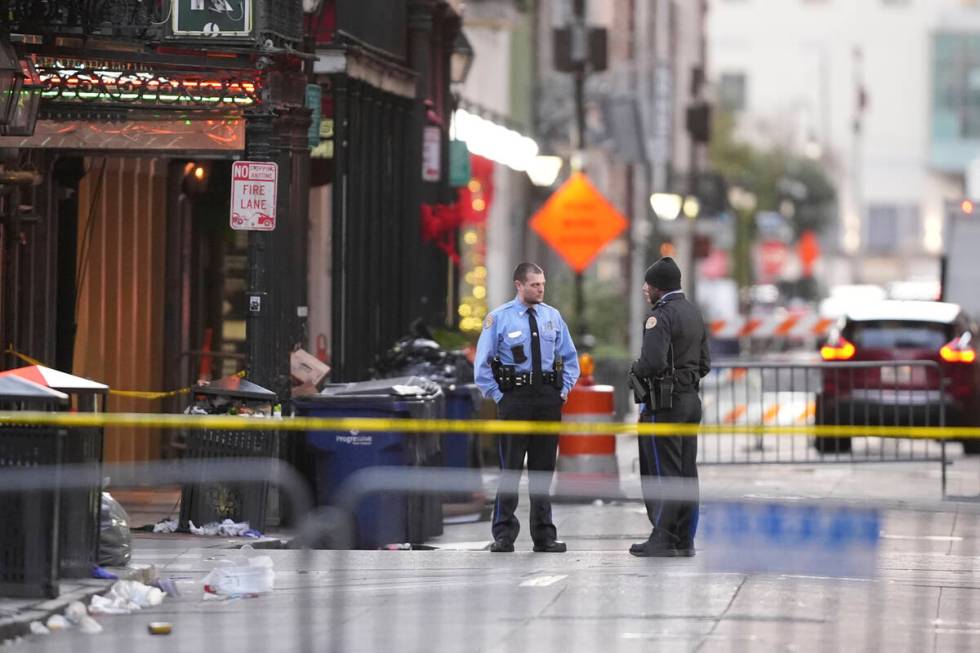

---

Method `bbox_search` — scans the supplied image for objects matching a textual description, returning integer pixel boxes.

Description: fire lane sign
[230,161,277,231]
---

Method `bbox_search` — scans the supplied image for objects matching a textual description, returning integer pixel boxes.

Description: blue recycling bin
[441,384,480,469]
[295,377,444,549]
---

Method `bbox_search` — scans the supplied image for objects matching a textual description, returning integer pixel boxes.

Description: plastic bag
[89,580,165,615]
[202,545,275,597]
[99,491,132,567]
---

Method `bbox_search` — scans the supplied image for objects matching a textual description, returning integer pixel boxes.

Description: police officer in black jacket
[629,257,710,557]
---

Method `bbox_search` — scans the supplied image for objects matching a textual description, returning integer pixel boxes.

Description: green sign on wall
[449,140,471,188]
[172,0,253,38]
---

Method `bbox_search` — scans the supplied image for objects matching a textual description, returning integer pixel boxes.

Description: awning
[0,118,244,153]
[0,365,109,393]
[0,375,69,403]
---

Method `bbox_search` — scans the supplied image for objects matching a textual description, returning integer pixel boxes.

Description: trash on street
[189,519,262,538]
[202,545,275,598]
[89,580,165,615]
[147,622,173,636]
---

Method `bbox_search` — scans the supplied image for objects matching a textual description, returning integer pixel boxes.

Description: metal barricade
[699,361,949,472]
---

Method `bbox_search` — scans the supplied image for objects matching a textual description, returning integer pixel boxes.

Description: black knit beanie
[644,257,681,291]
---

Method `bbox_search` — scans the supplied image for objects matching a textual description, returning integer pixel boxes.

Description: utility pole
[245,110,274,392]
[553,0,606,339]
[571,0,588,338]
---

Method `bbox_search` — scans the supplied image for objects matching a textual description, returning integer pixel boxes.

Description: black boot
[490,539,515,553]
[629,530,681,557]
[532,539,567,553]
[674,537,696,557]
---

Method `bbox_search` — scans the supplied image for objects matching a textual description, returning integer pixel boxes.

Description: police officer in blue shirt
[475,262,580,553]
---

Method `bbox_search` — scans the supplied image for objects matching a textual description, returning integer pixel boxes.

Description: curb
[218,537,288,550]
[0,565,147,645]
[0,581,113,644]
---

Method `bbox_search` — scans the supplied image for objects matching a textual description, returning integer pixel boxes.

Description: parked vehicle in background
[816,301,980,454]
[818,284,887,323]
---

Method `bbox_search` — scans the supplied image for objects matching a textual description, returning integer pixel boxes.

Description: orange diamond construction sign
[529,172,628,273]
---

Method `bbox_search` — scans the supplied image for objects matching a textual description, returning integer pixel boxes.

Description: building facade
[709,0,980,287]
[0,0,465,460]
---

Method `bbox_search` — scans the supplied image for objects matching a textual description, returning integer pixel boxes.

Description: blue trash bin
[441,384,480,470]
[295,377,443,549]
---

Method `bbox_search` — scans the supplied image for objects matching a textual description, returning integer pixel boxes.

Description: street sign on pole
[230,161,278,231]
[530,172,628,273]
[172,0,253,37]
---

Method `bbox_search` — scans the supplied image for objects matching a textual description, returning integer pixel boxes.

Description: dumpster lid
[318,376,441,397]
[0,375,70,402]
[0,364,109,393]
[192,375,277,401]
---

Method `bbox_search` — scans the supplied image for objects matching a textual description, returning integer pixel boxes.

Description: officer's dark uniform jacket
[633,290,711,395]
[632,290,710,547]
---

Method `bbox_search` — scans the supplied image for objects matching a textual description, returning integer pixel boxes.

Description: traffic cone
[553,366,621,501]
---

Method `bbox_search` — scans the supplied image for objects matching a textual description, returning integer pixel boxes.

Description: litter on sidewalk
[29,600,104,637]
[152,518,178,534]
[202,545,275,598]
[189,519,262,538]
[148,622,173,635]
[89,580,165,615]
[147,517,262,537]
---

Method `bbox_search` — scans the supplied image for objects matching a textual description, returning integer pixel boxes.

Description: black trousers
[638,391,701,543]
[492,384,564,544]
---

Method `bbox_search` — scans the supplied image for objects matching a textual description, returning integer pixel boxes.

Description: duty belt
[513,371,559,388]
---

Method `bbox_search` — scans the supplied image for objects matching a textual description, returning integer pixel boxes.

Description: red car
[816,300,980,453]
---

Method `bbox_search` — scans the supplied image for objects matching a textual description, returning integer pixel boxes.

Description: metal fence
[699,361,950,473]
[3,460,980,652]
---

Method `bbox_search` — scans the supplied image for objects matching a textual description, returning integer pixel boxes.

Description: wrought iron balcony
[4,0,168,41]
[5,1,304,48]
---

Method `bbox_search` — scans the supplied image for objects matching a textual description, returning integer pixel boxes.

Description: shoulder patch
[483,315,494,330]
[645,316,658,330]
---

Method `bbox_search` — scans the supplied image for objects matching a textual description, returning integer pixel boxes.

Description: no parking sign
[230,161,277,231]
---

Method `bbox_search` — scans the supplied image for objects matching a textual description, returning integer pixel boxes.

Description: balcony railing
[5,0,303,47]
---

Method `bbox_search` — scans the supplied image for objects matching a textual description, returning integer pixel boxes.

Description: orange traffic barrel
[553,383,621,501]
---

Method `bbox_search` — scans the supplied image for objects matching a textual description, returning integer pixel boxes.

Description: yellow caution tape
[0,411,978,439]
[5,345,44,367]
[5,345,246,400]
[5,344,977,439]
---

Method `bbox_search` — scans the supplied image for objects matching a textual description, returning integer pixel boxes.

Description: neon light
[36,68,260,108]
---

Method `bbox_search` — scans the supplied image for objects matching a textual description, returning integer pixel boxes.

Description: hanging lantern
[2,55,41,137]
[0,40,20,127]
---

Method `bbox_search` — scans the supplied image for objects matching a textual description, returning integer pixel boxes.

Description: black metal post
[245,110,275,391]
[329,74,349,380]
[407,0,443,330]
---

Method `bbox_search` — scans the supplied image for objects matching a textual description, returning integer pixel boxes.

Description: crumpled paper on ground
[66,601,103,634]
[46,614,70,631]
[153,518,178,534]
[89,580,165,615]
[189,519,261,538]
[29,601,103,637]
[202,545,275,598]
[29,622,50,635]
